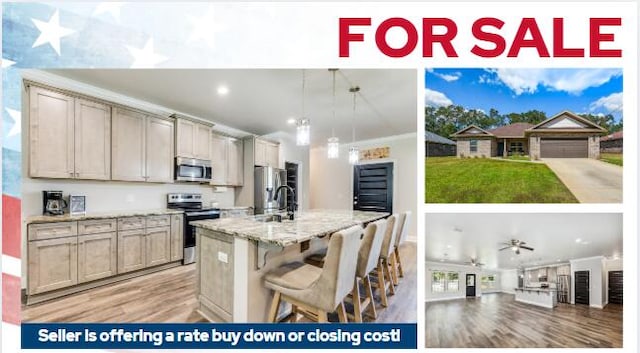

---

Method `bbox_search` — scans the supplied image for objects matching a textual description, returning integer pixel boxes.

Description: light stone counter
[514,287,558,308]
[26,209,184,224]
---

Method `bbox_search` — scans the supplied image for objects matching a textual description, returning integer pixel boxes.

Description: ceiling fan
[499,239,534,255]
[465,258,485,267]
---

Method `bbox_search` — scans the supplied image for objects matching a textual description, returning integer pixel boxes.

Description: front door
[575,270,590,305]
[466,274,476,297]
[497,142,504,157]
[353,162,393,213]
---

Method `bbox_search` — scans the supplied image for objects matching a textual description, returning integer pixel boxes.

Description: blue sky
[425,68,623,122]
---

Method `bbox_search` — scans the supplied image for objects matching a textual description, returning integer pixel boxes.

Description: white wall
[425,262,482,302]
[500,269,518,294]
[570,256,606,308]
[310,133,417,240]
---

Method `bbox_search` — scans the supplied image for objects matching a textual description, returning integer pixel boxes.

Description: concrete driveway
[542,159,622,203]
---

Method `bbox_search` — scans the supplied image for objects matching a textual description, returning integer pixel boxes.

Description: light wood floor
[23,242,416,323]
[425,292,622,348]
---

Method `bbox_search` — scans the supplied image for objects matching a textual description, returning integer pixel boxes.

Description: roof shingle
[489,122,534,137]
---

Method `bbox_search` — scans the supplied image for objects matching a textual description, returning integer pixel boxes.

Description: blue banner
[22,323,417,349]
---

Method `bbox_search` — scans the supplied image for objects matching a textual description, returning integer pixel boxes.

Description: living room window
[432,271,460,293]
[509,141,524,154]
[481,274,497,290]
[470,140,478,152]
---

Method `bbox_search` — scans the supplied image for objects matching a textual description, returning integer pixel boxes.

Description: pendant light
[348,86,360,164]
[296,69,310,146]
[327,68,340,158]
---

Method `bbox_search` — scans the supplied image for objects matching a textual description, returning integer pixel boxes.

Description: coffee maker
[43,191,67,216]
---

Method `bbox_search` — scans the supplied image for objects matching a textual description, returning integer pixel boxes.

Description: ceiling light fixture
[327,69,340,159]
[348,86,360,164]
[296,70,310,146]
[217,85,229,96]
[287,118,296,125]
[575,238,582,243]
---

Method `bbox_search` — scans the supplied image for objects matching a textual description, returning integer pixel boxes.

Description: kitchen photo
[17,68,417,324]
[425,213,623,348]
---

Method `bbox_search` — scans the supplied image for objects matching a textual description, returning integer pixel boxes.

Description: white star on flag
[93,2,125,22]
[2,58,16,68]
[6,108,21,137]
[31,10,75,56]
[188,6,226,48]
[126,38,167,68]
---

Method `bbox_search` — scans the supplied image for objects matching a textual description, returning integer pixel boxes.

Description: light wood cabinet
[145,226,171,267]
[254,138,279,168]
[266,142,279,168]
[146,117,174,183]
[254,139,267,166]
[210,134,244,186]
[28,235,78,295]
[198,230,234,320]
[117,229,146,274]
[170,214,184,262]
[176,118,211,160]
[29,87,111,180]
[78,232,117,283]
[112,107,146,182]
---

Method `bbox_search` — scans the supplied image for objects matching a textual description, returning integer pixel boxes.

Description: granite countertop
[515,287,557,292]
[26,209,184,224]
[191,209,389,246]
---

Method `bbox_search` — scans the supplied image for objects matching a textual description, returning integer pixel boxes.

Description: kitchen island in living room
[514,287,558,308]
[190,209,388,323]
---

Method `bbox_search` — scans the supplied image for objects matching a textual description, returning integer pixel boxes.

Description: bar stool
[393,211,411,284]
[351,219,386,322]
[371,214,398,307]
[264,225,362,323]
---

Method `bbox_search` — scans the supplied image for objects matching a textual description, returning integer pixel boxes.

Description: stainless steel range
[167,193,220,264]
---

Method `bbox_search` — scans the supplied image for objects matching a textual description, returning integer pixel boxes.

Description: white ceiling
[425,213,623,270]
[46,69,416,146]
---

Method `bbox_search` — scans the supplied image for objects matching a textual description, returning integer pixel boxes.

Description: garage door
[540,138,588,158]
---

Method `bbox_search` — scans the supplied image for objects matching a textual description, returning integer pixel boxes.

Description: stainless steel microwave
[175,157,212,183]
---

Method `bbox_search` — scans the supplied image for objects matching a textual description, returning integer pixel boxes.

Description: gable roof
[426,131,456,145]
[450,125,494,138]
[528,110,607,132]
[489,122,534,138]
[601,131,623,141]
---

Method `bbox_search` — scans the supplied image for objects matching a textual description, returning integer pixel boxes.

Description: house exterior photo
[451,111,606,159]
[426,131,456,157]
[600,131,623,153]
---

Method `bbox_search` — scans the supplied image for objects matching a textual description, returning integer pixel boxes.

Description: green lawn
[600,153,623,166]
[425,157,578,203]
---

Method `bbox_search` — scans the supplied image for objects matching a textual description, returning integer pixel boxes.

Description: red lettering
[374,18,418,57]
[508,18,550,57]
[339,18,371,57]
[590,18,622,57]
[552,18,584,57]
[471,17,506,57]
[423,18,458,57]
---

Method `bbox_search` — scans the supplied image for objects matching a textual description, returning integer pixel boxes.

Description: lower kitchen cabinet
[78,232,117,283]
[146,226,171,267]
[28,236,78,295]
[118,229,146,274]
[170,214,184,261]
[198,230,234,321]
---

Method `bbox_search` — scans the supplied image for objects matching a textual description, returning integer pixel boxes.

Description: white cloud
[433,71,461,82]
[589,92,622,113]
[425,88,453,107]
[488,69,621,95]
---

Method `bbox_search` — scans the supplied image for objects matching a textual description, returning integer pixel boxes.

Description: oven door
[183,210,220,264]
[175,158,212,182]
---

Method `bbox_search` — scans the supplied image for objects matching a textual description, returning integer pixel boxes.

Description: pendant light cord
[332,70,336,137]
[351,86,359,143]
[301,69,306,119]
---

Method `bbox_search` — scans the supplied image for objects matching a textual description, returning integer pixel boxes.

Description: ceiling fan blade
[498,246,511,251]
[520,246,534,251]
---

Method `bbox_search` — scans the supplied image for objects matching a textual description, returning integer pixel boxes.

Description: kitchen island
[190,209,388,323]
[514,287,558,309]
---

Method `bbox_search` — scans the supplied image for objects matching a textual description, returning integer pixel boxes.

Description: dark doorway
[353,162,393,213]
[608,270,623,305]
[497,142,504,157]
[466,274,476,297]
[284,162,299,209]
[574,270,590,305]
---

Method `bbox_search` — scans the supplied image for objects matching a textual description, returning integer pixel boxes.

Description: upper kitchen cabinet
[254,138,279,168]
[29,86,111,180]
[210,133,244,186]
[112,107,175,183]
[175,117,212,160]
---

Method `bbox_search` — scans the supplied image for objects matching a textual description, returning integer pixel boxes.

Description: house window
[432,271,460,293]
[470,140,478,152]
[509,141,524,154]
[481,274,497,290]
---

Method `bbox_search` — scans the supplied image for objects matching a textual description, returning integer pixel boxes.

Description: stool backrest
[394,211,412,247]
[380,214,398,259]
[313,225,362,312]
[356,219,386,277]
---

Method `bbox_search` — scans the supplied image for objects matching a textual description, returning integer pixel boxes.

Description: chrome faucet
[274,185,297,220]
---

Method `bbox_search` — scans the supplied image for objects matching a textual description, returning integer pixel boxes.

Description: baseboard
[591,304,604,309]
[425,295,465,302]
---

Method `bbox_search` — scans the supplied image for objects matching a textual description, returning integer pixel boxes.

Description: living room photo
[425,68,623,204]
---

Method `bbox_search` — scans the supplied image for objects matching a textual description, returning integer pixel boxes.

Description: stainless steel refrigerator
[254,166,287,214]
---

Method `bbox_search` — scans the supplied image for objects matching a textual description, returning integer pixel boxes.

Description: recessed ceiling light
[286,118,296,125]
[217,85,229,96]
[440,259,445,262]
[557,259,561,262]
[575,238,582,243]
[446,245,452,249]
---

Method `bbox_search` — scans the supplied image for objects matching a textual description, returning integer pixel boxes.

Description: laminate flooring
[425,292,622,348]
[23,242,417,323]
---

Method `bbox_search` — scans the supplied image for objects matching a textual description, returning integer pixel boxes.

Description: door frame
[352,161,395,213]
[466,273,476,297]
